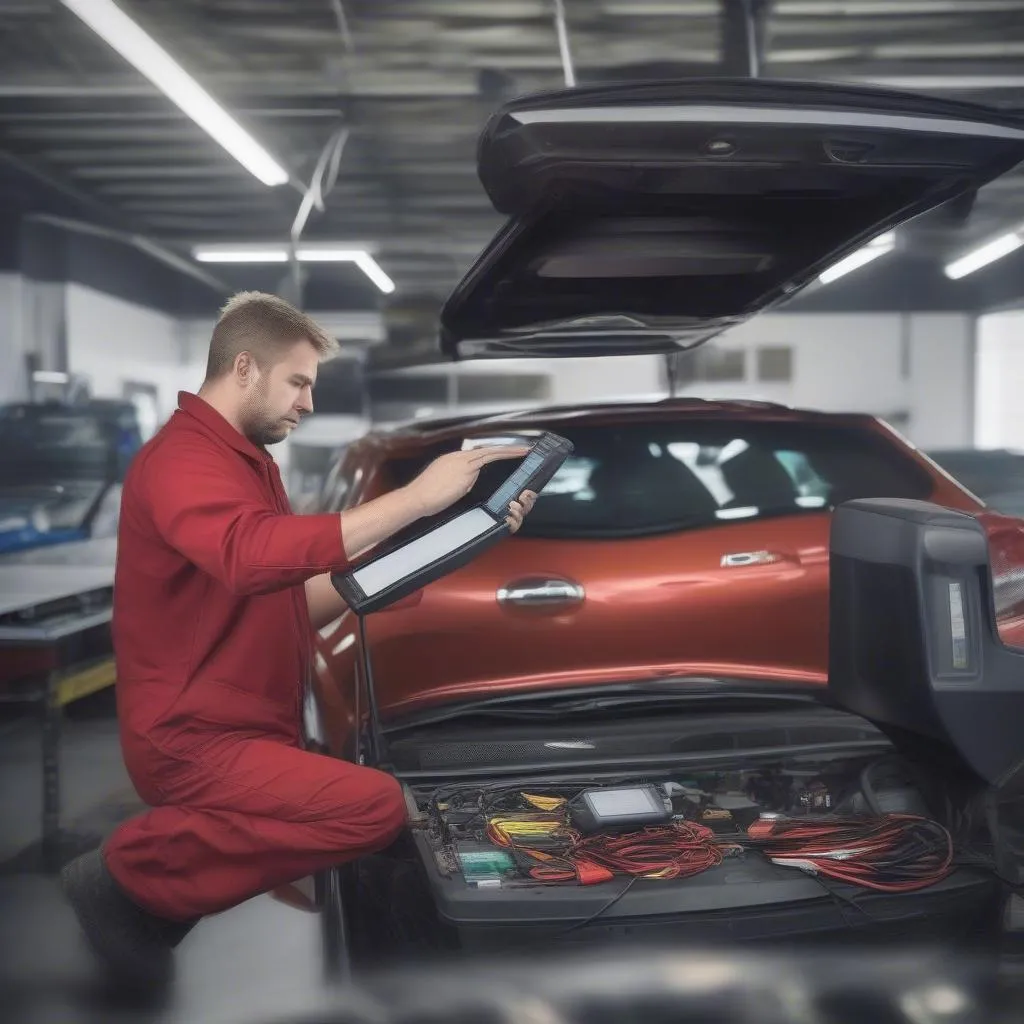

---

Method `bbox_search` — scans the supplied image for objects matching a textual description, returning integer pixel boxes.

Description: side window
[774,450,831,504]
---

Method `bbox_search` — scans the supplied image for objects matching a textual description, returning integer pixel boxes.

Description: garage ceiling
[1,0,1023,348]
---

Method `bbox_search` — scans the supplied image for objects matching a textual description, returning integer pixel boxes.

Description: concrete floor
[0,693,334,1024]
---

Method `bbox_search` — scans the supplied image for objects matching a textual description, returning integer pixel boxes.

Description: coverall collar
[177,391,270,465]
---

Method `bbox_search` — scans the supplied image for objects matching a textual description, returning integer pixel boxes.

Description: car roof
[356,398,881,457]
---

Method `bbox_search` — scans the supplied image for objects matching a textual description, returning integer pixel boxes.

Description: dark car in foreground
[285,78,1024,969]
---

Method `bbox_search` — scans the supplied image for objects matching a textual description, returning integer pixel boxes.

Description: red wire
[746,814,953,892]
[527,822,724,882]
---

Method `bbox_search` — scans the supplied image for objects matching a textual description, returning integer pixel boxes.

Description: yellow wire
[522,793,568,812]
[488,815,568,846]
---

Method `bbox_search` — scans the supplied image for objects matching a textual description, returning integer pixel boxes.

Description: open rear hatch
[439,79,1024,359]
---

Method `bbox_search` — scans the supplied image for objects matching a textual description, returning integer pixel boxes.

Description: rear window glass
[383,420,934,542]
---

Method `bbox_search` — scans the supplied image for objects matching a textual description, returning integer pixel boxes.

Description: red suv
[310,399,985,748]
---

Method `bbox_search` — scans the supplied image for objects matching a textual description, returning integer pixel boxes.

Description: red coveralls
[103,392,406,922]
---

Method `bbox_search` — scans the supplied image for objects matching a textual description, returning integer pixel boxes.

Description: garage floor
[0,693,333,1024]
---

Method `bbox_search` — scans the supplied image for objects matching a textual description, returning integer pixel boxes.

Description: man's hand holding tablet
[404,445,533,519]
[333,432,572,615]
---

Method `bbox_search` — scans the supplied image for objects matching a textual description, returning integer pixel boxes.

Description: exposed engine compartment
[417,753,943,891]
[342,750,1004,960]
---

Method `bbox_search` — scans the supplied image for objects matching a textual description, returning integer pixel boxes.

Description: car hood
[440,78,1024,359]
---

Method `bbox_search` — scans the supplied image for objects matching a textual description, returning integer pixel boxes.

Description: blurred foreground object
[265,946,1024,1024]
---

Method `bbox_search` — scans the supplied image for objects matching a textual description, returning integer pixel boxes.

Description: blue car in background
[0,400,143,555]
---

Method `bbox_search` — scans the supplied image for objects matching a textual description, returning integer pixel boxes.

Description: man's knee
[365,771,407,846]
[323,768,406,850]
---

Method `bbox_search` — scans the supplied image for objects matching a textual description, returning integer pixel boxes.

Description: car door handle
[721,550,792,568]
[497,577,585,607]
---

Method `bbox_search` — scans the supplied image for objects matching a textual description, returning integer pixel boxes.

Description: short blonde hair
[205,291,337,379]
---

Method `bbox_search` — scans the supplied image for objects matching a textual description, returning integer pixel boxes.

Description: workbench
[0,561,117,872]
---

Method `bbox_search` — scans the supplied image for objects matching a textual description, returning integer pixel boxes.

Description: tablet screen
[350,506,498,597]
[586,787,662,819]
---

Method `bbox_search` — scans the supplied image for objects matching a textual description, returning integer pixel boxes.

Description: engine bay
[413,753,964,893]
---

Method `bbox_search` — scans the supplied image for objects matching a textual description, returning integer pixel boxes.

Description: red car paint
[307,400,1008,755]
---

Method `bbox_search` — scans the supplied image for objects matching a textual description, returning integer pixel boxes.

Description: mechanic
[60,291,536,988]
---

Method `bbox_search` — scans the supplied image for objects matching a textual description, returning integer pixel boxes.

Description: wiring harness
[746,813,954,892]
[433,780,958,894]
[480,793,728,885]
[523,822,727,884]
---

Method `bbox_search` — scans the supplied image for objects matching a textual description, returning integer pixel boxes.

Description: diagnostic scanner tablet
[332,431,573,615]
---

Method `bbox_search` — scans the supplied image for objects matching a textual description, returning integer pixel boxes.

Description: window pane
[382,420,934,541]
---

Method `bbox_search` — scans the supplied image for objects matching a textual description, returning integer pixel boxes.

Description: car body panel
[311,401,983,751]
[440,79,1024,359]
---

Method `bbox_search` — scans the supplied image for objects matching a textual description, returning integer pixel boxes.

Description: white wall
[4,285,978,453]
[420,354,665,404]
[704,313,908,417]
[438,313,975,449]
[908,314,974,450]
[0,273,25,404]
[976,309,1024,449]
[0,274,73,405]
[65,284,205,424]
[702,312,975,448]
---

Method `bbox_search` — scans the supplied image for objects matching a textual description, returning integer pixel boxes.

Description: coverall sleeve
[141,437,349,596]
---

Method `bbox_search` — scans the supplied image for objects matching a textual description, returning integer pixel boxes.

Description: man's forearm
[306,532,382,631]
[339,485,424,562]
[307,491,419,630]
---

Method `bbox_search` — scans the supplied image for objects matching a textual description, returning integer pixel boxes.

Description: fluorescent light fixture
[818,232,896,285]
[59,0,288,187]
[351,252,395,293]
[32,371,70,384]
[195,249,290,263]
[192,244,396,293]
[944,231,1024,280]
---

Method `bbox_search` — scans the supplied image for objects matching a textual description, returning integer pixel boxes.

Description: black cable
[553,876,638,938]
[357,615,387,768]
[810,873,878,930]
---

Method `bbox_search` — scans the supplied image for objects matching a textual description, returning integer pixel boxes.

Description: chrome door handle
[497,577,585,607]
[721,550,784,568]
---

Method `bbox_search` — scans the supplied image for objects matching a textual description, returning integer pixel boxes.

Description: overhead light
[59,0,288,187]
[32,371,70,384]
[351,253,396,294]
[194,249,290,263]
[818,232,896,285]
[944,231,1024,280]
[192,244,396,294]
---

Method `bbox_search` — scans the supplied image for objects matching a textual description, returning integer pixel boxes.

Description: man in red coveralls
[61,292,535,987]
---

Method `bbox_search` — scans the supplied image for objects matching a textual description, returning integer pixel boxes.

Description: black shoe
[61,847,183,991]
